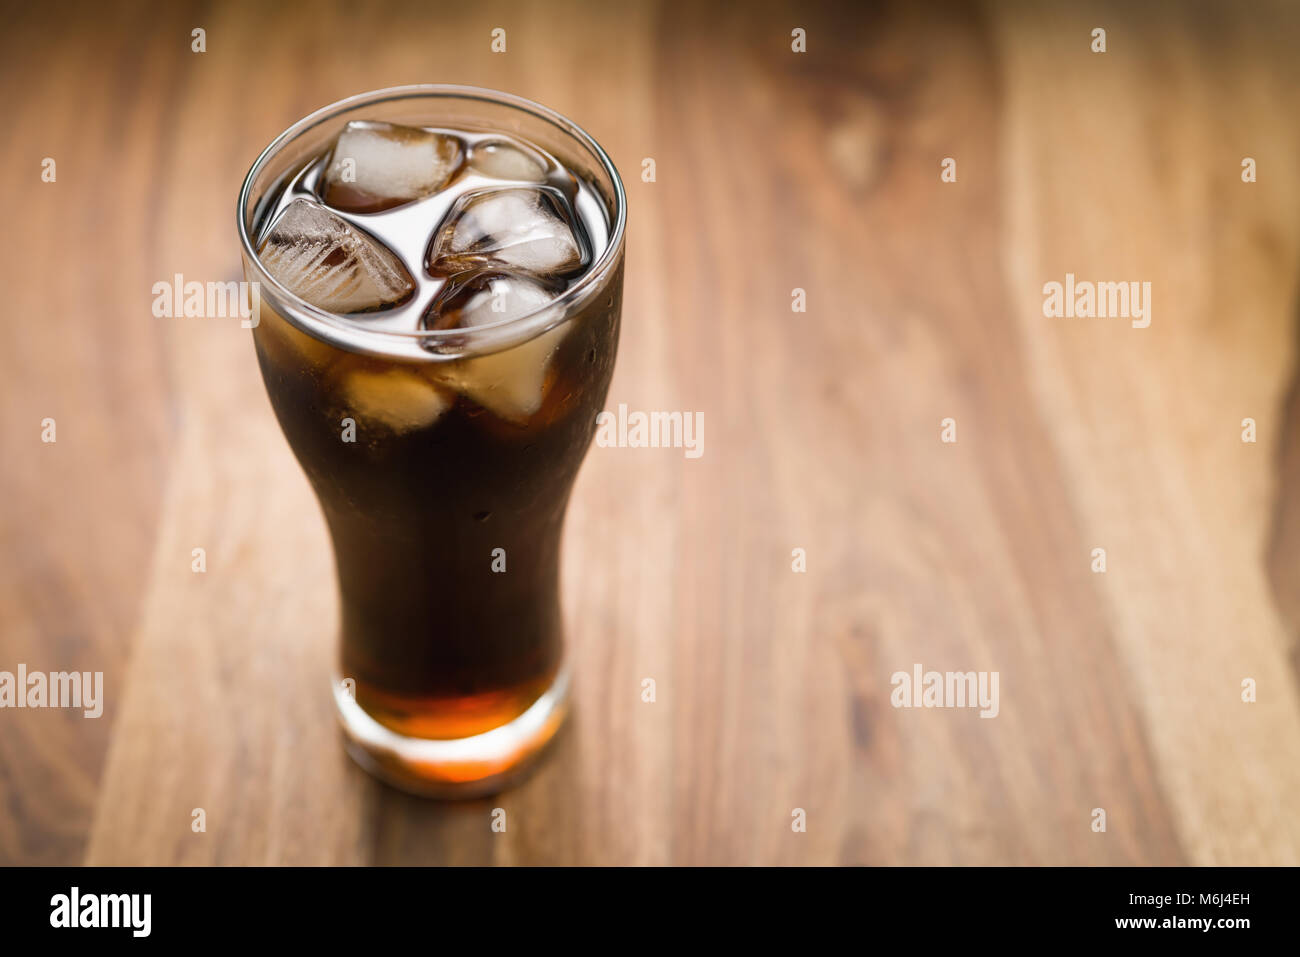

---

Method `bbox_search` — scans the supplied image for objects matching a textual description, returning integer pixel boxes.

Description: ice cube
[467,139,548,182]
[336,366,451,431]
[423,270,561,331]
[321,121,462,212]
[422,272,570,423]
[259,199,415,314]
[426,187,585,278]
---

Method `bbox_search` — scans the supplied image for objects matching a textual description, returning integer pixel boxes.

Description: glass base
[333,667,570,798]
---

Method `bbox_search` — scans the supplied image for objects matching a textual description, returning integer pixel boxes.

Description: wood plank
[0,0,189,864]
[989,0,1300,863]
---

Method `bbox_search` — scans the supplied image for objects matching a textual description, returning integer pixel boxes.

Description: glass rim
[236,84,627,352]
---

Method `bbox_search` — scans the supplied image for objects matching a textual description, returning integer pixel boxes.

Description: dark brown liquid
[251,126,621,740]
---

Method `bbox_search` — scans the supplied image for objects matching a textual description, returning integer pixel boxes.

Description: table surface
[3,0,1300,865]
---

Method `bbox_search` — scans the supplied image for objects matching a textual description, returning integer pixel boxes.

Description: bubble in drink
[467,139,548,181]
[426,187,585,279]
[321,121,463,212]
[423,272,569,423]
[258,198,415,314]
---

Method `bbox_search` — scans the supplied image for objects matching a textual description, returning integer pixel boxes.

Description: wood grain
[1,0,1298,865]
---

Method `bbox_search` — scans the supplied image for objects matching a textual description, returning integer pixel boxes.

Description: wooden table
[3,0,1300,865]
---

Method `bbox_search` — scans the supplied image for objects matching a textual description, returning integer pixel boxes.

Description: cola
[237,88,626,795]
